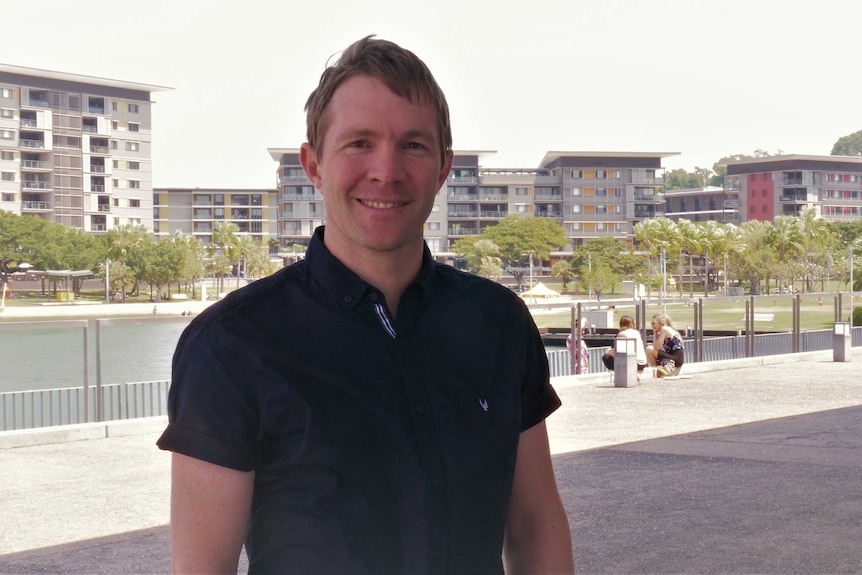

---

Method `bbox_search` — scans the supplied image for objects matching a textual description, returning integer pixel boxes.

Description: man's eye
[349,141,368,148]
[405,142,426,150]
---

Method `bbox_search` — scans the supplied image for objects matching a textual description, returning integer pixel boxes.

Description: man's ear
[436,150,454,191]
[300,143,323,190]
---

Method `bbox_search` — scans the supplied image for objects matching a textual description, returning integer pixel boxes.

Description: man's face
[300,75,453,261]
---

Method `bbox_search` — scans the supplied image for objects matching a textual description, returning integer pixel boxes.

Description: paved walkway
[0,349,860,574]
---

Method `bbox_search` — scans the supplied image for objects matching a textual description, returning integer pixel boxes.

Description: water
[0,317,192,393]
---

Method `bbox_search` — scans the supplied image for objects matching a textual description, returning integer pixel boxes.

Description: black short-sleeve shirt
[157,227,561,575]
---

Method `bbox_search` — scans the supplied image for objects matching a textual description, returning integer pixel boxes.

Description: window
[128,161,140,170]
[0,130,14,140]
[1,151,13,160]
[596,188,607,196]
[596,205,607,213]
[0,109,12,119]
[596,170,607,179]
[571,170,583,179]
[2,193,14,202]
[128,180,140,189]
[251,207,263,219]
[130,199,140,208]
[112,160,119,169]
[128,104,139,113]
[1,172,14,181]
[428,222,441,230]
[125,141,139,152]
[596,222,607,231]
[111,121,118,130]
[1,88,12,98]
[515,187,529,196]
[251,194,262,206]
[614,170,622,179]
[572,205,581,213]
[569,187,581,196]
[112,102,118,111]
[128,123,140,132]
[111,140,118,150]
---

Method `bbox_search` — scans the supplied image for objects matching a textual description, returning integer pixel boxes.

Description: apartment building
[268,149,676,253]
[723,154,862,223]
[664,186,741,223]
[0,63,169,232]
[153,188,278,244]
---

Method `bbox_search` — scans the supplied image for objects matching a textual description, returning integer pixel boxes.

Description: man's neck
[326,241,424,318]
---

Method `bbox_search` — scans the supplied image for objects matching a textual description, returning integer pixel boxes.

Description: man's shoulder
[432,263,519,300]
[194,262,309,326]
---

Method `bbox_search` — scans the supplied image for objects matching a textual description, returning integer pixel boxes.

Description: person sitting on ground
[601,315,648,372]
[566,317,590,374]
[646,313,685,374]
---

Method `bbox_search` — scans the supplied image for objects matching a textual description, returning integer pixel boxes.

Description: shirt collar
[305,226,435,310]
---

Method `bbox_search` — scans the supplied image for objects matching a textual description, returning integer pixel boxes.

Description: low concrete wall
[0,416,167,449]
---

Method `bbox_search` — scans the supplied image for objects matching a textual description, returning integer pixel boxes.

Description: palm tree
[675,219,702,298]
[211,222,239,292]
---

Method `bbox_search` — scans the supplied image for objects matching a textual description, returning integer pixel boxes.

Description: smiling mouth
[359,199,405,209]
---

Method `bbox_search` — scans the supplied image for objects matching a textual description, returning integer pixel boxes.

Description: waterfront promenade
[1,349,860,573]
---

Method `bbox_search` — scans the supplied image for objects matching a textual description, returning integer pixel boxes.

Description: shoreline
[0,299,215,320]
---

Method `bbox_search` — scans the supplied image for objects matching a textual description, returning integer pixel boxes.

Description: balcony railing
[91,224,107,231]
[22,181,49,189]
[91,185,105,192]
[90,165,105,173]
[447,227,480,236]
[82,125,98,133]
[22,201,51,210]
[478,194,508,201]
[20,118,38,128]
[22,160,49,170]
[448,212,479,219]
[90,145,109,154]
[20,139,44,149]
[447,176,479,184]
[479,211,507,218]
[28,99,50,108]
[535,194,562,201]
[98,205,110,212]
[88,106,106,115]
[447,194,478,201]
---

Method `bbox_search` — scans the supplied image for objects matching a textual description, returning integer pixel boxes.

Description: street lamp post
[105,258,111,303]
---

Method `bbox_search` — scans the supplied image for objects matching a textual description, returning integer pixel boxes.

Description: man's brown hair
[304,35,452,166]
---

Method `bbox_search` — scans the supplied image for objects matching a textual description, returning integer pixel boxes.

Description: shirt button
[415,403,426,413]
[342,294,353,303]
[370,292,379,301]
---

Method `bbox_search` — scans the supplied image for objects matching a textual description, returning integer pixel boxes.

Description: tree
[134,239,185,302]
[731,220,775,295]
[452,237,503,280]
[211,222,239,292]
[831,129,862,156]
[481,215,566,287]
[550,260,575,293]
[664,169,702,190]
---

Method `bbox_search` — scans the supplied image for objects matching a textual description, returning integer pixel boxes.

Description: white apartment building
[0,63,169,232]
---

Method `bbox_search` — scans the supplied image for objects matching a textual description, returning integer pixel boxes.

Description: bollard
[613,337,638,388]
[833,322,852,362]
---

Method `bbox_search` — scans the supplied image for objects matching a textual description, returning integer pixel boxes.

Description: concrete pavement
[1,349,860,574]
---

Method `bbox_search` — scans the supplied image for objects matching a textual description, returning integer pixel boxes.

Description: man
[601,315,648,372]
[157,36,574,574]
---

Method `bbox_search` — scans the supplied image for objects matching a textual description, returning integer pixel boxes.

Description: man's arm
[503,421,575,575]
[170,453,255,574]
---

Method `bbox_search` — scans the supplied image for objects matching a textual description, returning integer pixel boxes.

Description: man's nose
[368,146,406,184]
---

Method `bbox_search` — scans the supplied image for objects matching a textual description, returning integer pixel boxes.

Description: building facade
[153,188,278,244]
[664,186,740,223]
[724,154,862,223]
[268,149,675,253]
[0,64,169,232]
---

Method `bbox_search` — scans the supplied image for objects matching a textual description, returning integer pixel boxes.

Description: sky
[4,0,861,188]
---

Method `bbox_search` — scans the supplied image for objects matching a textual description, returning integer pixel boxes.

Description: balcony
[22,160,50,170]
[535,193,562,201]
[447,176,479,184]
[280,194,322,201]
[779,194,808,203]
[723,200,741,208]
[22,181,49,189]
[98,205,110,212]
[82,125,98,133]
[27,99,50,108]
[20,118,38,128]
[90,165,105,173]
[447,226,480,236]
[22,201,51,211]
[20,139,44,149]
[447,194,478,202]
[448,211,478,219]
[91,185,105,192]
[536,211,562,218]
[88,106,106,115]
[479,210,507,218]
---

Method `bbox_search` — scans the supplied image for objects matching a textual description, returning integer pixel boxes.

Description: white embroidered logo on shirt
[479,398,489,412]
